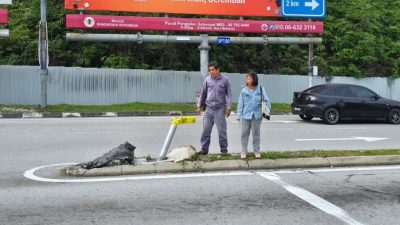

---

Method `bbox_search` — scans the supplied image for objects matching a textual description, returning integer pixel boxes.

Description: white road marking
[230,120,298,124]
[265,127,293,130]
[71,131,114,134]
[337,127,366,130]
[268,120,299,124]
[24,163,400,183]
[296,136,389,143]
[258,172,364,225]
[23,163,253,183]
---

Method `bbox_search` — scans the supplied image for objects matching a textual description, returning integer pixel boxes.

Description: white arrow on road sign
[305,0,319,10]
[296,137,390,143]
[282,0,325,18]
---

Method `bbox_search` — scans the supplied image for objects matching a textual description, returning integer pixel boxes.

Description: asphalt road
[2,165,400,225]
[0,115,398,162]
[1,116,400,225]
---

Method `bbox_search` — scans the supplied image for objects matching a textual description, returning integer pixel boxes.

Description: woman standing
[237,72,271,159]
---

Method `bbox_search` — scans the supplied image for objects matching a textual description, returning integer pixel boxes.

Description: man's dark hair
[247,72,259,86]
[208,61,220,70]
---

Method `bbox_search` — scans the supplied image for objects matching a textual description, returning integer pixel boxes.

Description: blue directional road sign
[281,0,326,18]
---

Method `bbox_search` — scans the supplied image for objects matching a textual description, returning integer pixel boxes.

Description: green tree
[0,0,399,78]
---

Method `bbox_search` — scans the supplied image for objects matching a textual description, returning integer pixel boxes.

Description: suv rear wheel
[323,107,340,125]
[388,108,400,124]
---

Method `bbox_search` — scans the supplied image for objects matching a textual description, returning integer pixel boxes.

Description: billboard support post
[308,19,314,88]
[308,42,314,88]
[199,34,210,79]
[39,0,48,108]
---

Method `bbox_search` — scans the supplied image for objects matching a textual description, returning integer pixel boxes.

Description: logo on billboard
[84,17,95,28]
[261,24,268,31]
[261,23,276,32]
[261,24,275,31]
[269,24,276,30]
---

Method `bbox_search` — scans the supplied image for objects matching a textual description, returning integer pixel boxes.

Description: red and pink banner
[65,0,282,18]
[66,14,324,34]
[0,9,7,24]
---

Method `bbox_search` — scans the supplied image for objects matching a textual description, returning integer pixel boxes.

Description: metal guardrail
[0,29,9,38]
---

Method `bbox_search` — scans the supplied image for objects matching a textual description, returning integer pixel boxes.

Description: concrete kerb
[63,155,400,177]
[327,155,400,167]
[247,157,330,169]
[0,111,292,119]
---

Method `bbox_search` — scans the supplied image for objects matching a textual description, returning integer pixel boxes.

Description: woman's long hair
[247,72,259,87]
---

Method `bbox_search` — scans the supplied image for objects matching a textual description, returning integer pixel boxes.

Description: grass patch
[189,149,400,162]
[0,104,41,113]
[269,103,292,112]
[1,103,291,113]
[45,103,197,113]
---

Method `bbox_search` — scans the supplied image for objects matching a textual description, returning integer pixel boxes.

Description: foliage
[0,0,399,78]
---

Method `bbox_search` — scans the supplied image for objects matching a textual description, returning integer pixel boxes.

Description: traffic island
[63,150,400,177]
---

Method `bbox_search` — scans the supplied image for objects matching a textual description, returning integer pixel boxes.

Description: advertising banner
[0,9,7,24]
[66,14,324,34]
[65,0,282,17]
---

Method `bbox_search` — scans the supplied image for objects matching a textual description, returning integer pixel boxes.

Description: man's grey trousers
[201,107,228,152]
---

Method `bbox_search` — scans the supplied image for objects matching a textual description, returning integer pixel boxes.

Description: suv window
[351,86,376,98]
[306,85,330,94]
[333,86,355,97]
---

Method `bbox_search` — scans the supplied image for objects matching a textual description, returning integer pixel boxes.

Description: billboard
[65,0,282,17]
[66,14,324,34]
[0,9,7,24]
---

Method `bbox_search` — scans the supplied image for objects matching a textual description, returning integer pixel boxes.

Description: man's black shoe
[220,150,229,156]
[197,149,209,155]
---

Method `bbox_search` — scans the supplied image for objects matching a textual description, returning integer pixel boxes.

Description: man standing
[196,61,233,155]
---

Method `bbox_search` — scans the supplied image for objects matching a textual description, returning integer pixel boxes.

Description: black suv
[291,84,400,125]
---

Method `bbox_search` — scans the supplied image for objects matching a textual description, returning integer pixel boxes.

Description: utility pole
[39,0,48,107]
[308,18,314,88]
[198,34,210,80]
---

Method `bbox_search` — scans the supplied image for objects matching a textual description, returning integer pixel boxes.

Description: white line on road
[296,136,389,142]
[24,163,400,183]
[71,131,114,134]
[230,120,298,124]
[268,120,299,124]
[23,163,253,183]
[337,127,367,130]
[258,172,364,225]
[264,127,293,130]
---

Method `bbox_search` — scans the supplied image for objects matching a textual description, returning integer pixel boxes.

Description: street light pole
[39,0,48,108]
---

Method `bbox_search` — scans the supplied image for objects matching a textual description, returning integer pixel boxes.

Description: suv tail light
[306,95,318,102]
